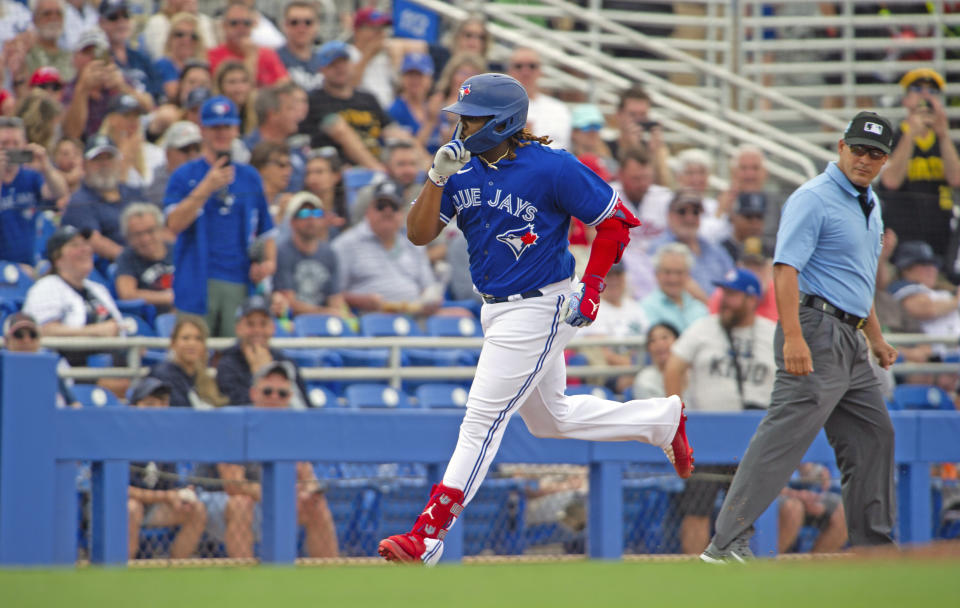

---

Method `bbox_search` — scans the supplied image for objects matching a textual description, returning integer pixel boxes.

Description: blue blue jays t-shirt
[0,168,44,264]
[438,143,617,297]
[276,45,325,92]
[62,183,145,247]
[153,57,180,85]
[164,158,273,292]
[114,45,162,101]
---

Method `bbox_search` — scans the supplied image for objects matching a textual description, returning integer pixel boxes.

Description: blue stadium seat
[116,299,157,327]
[463,478,527,556]
[892,384,957,411]
[34,211,56,263]
[73,384,122,407]
[122,314,156,337]
[622,476,683,554]
[295,314,355,337]
[155,312,177,338]
[621,386,635,401]
[85,353,114,368]
[416,383,469,409]
[305,383,340,408]
[566,352,589,367]
[359,313,421,337]
[342,167,379,210]
[565,384,615,401]
[0,261,33,308]
[344,383,414,409]
[426,315,483,338]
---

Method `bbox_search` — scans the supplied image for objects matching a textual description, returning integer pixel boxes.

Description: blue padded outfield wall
[1,351,959,565]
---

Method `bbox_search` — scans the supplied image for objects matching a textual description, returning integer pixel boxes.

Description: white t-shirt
[671,314,776,411]
[613,183,673,253]
[527,93,572,151]
[580,296,648,340]
[23,275,123,329]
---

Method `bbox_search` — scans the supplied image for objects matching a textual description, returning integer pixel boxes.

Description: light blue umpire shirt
[774,162,883,319]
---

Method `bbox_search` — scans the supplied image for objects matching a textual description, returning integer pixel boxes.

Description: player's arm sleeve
[555,153,618,226]
[437,188,456,225]
[773,191,824,273]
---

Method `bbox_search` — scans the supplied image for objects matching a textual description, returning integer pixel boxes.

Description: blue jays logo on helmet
[443,73,529,154]
[496,223,539,260]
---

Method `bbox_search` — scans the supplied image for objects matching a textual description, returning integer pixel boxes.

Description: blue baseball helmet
[442,73,528,154]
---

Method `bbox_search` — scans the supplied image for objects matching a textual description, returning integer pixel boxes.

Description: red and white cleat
[378,533,426,563]
[664,401,694,479]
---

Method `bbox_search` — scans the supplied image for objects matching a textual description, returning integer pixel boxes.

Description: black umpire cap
[843,111,894,154]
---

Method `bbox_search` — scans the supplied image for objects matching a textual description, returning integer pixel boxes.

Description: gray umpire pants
[713,306,896,549]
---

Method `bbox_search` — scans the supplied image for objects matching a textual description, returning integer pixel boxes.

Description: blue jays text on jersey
[438,142,618,297]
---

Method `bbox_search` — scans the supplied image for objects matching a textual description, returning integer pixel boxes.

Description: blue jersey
[0,168,44,265]
[438,143,617,297]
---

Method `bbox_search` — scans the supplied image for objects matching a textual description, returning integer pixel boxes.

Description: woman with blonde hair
[421,53,487,147]
[142,0,218,61]
[146,314,229,409]
[99,96,165,190]
[154,12,209,103]
[214,60,257,135]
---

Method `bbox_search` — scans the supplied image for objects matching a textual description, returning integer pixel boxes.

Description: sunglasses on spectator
[460,31,484,40]
[511,62,540,70]
[269,159,292,169]
[37,83,63,92]
[12,328,39,340]
[105,11,129,21]
[178,143,202,155]
[907,81,941,94]
[287,18,314,27]
[673,206,702,217]
[375,200,400,212]
[848,144,887,160]
[172,30,199,41]
[295,208,324,219]
[38,9,63,18]
[261,387,290,398]
[227,19,254,27]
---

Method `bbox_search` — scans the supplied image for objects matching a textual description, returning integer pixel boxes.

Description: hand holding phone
[5,149,34,165]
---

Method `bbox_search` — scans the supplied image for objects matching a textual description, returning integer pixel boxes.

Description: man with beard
[62,134,146,264]
[663,267,776,555]
[273,192,347,317]
[21,0,75,84]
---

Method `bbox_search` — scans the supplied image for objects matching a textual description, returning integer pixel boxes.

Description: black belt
[800,293,867,329]
[481,289,543,304]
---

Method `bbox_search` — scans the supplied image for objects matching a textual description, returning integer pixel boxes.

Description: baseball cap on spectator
[668,190,703,212]
[163,121,203,149]
[236,294,270,320]
[29,67,63,88]
[317,40,351,68]
[571,104,605,132]
[200,96,240,127]
[84,133,119,159]
[401,52,434,75]
[372,180,404,210]
[128,377,172,404]
[107,93,145,115]
[843,111,894,155]
[253,360,296,383]
[285,191,324,221]
[76,27,108,51]
[99,0,130,18]
[2,312,37,339]
[46,225,92,261]
[354,7,391,28]
[735,192,767,218]
[894,241,940,270]
[184,86,212,111]
[713,268,761,297]
[899,68,945,91]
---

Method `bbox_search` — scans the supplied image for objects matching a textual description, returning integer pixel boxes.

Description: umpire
[701,111,900,563]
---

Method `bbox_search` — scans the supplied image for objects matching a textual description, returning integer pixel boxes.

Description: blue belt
[481,289,544,304]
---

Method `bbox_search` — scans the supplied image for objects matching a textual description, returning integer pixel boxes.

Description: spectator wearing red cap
[350,7,397,111]
[208,1,289,87]
[21,0,75,87]
[28,67,66,104]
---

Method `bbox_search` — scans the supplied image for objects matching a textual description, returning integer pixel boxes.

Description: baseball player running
[377,73,693,565]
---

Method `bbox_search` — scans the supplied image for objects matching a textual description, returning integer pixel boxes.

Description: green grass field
[3,558,956,608]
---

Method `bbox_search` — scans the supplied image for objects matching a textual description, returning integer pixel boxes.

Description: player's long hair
[506,129,553,160]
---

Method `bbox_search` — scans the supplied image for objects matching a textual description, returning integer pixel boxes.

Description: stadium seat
[622,476,683,554]
[463,478,527,556]
[342,167,379,210]
[306,383,340,408]
[892,384,957,411]
[0,261,33,307]
[359,313,421,337]
[116,299,157,327]
[34,211,56,263]
[295,314,355,338]
[426,315,482,338]
[122,314,156,337]
[155,313,177,338]
[416,383,469,409]
[565,384,615,401]
[344,383,414,409]
[73,384,122,407]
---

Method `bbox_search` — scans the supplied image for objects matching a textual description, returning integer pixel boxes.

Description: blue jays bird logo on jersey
[496,223,539,260]
[458,83,471,101]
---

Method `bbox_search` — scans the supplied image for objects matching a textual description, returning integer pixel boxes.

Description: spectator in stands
[244,83,305,191]
[216,295,308,407]
[301,40,391,160]
[62,27,153,140]
[663,268,776,554]
[0,0,31,47]
[350,7,397,111]
[142,0,217,62]
[2,312,79,408]
[21,0,75,85]
[632,322,680,400]
[153,13,208,104]
[354,140,423,219]
[212,61,258,137]
[239,0,285,51]
[778,462,847,554]
[0,116,68,267]
[674,148,725,243]
[639,242,708,333]
[250,141,292,220]
[719,193,769,263]
[651,190,736,298]
[716,145,781,255]
[431,16,493,76]
[126,376,207,560]
[171,61,212,110]
[389,52,438,151]
[164,96,275,337]
[707,250,778,322]
[15,91,63,152]
[607,86,671,186]
[303,147,347,229]
[62,134,145,265]
[333,180,441,316]
[115,203,175,313]
[146,120,202,207]
[100,94,165,190]
[27,67,66,104]
[62,0,99,52]
[569,104,614,179]
[880,68,960,261]
[273,193,347,318]
[420,52,487,148]
[889,241,960,357]
[146,314,228,408]
[197,361,338,558]
[98,0,162,102]
[208,1,289,88]
[22,225,124,367]
[181,85,211,125]
[277,1,324,93]
[507,47,571,151]
[51,137,84,208]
